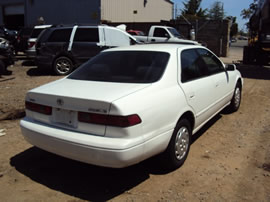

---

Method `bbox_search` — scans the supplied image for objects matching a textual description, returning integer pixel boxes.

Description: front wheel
[53,56,74,75]
[162,119,191,170]
[227,83,242,112]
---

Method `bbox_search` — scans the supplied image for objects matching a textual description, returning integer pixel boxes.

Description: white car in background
[20,44,243,169]
[26,24,52,58]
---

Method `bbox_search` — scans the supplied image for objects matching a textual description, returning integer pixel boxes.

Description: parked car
[20,43,243,169]
[35,24,138,75]
[0,38,14,75]
[0,26,17,46]
[133,25,198,45]
[14,27,33,53]
[127,30,145,36]
[26,25,52,58]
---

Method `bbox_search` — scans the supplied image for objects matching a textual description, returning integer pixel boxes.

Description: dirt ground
[0,59,270,202]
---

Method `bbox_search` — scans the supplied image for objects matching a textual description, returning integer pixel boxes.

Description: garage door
[4,4,24,15]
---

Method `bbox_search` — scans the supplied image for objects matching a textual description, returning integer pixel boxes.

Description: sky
[173,0,254,31]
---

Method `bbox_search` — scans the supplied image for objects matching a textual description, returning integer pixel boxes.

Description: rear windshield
[68,51,170,83]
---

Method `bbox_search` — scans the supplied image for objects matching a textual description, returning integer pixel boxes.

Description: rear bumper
[26,49,36,58]
[20,117,146,168]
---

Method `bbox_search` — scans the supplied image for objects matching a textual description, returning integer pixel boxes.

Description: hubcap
[234,87,241,108]
[175,126,189,160]
[56,59,71,74]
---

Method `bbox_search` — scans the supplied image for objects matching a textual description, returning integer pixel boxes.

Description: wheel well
[237,79,242,89]
[178,111,195,131]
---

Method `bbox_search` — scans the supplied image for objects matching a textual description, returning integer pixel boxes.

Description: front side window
[68,51,170,83]
[74,28,99,42]
[197,49,224,75]
[181,49,208,83]
[48,29,72,42]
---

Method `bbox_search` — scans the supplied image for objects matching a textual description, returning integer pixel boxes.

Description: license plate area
[52,108,76,127]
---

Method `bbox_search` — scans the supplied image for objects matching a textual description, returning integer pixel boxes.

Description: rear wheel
[162,119,191,170]
[53,56,74,75]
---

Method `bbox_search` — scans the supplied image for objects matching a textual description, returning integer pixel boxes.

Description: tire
[53,56,74,75]
[162,119,192,170]
[0,60,6,76]
[227,83,242,113]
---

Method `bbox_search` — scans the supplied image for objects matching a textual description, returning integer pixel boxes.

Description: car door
[149,28,170,42]
[103,27,132,47]
[196,48,233,110]
[39,28,72,58]
[179,48,217,128]
[70,27,104,64]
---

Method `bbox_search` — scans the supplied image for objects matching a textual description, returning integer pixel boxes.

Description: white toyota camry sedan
[20,44,243,169]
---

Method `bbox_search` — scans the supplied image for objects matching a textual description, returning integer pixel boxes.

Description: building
[0,0,173,29]
[101,0,173,23]
[0,0,100,29]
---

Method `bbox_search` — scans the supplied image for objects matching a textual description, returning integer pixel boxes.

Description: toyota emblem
[56,98,64,106]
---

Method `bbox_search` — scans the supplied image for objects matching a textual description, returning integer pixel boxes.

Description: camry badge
[56,98,64,106]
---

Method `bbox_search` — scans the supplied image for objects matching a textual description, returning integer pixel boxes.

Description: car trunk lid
[26,78,151,136]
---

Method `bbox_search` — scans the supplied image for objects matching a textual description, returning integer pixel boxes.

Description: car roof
[104,43,204,53]
[34,25,52,29]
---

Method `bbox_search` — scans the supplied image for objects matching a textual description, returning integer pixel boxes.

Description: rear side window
[48,29,72,42]
[31,29,44,38]
[74,28,99,42]
[181,49,208,83]
[68,51,170,83]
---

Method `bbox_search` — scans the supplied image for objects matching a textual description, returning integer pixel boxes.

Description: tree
[208,1,225,20]
[227,16,238,37]
[181,0,208,19]
[241,0,258,20]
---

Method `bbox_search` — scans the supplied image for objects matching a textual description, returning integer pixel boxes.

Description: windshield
[68,51,170,83]
[168,28,183,38]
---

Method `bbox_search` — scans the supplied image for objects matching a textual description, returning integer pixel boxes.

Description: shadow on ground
[26,67,54,76]
[10,115,220,201]
[237,64,270,80]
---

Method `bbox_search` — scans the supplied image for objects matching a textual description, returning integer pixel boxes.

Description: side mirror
[165,33,170,39]
[226,64,236,71]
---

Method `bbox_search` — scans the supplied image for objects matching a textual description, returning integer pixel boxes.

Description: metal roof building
[101,0,173,23]
[0,0,173,29]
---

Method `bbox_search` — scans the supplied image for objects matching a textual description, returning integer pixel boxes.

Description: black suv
[36,25,137,75]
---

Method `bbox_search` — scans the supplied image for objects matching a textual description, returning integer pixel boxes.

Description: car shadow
[22,60,36,66]
[26,67,54,76]
[10,114,221,201]
[236,64,270,80]
[191,114,221,144]
[10,147,152,201]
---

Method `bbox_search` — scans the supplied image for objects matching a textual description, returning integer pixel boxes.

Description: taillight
[28,41,35,48]
[78,112,141,127]
[25,101,52,115]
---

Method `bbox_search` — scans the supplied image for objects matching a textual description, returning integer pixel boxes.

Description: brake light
[78,112,141,127]
[25,101,52,115]
[28,41,35,48]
